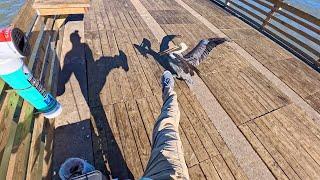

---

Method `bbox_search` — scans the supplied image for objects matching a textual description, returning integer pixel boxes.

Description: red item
[0,28,12,42]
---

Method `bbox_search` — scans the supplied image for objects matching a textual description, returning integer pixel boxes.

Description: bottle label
[44,94,55,106]
[24,71,48,97]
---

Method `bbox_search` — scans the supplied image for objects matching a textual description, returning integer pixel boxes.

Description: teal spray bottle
[0,27,62,118]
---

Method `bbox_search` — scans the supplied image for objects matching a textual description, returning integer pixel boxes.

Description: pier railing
[215,0,320,69]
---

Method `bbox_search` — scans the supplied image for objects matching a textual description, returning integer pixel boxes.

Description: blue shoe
[161,70,174,93]
[59,158,95,180]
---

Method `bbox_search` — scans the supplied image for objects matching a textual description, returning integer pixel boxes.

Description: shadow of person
[57,30,132,179]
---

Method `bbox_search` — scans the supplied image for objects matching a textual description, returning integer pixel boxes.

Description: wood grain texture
[35,8,88,16]
[33,0,90,15]
[2,0,318,179]
[242,104,320,179]
[33,0,90,8]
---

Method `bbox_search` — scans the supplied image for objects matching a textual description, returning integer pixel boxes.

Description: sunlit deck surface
[53,0,320,179]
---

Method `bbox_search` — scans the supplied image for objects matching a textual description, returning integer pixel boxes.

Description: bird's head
[172,43,188,55]
[160,42,188,57]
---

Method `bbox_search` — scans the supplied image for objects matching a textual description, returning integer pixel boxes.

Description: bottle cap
[43,102,62,119]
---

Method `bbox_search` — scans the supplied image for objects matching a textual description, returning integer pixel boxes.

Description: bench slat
[0,92,22,179]
[25,17,56,180]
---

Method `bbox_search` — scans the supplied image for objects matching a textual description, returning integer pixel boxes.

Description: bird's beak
[159,45,181,56]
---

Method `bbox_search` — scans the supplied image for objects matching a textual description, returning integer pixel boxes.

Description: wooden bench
[0,0,65,179]
[33,0,90,16]
[33,0,90,28]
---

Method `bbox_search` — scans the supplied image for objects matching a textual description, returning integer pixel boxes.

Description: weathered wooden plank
[179,127,200,168]
[114,102,144,178]
[88,26,107,105]
[0,93,22,180]
[25,17,58,180]
[239,123,288,180]
[275,105,320,166]
[41,20,64,179]
[179,104,210,162]
[247,121,300,180]
[199,159,221,180]
[305,92,320,114]
[57,18,90,121]
[177,0,320,124]
[149,94,200,167]
[127,32,162,96]
[289,103,320,140]
[254,116,310,179]
[136,98,156,141]
[205,71,249,125]
[35,8,88,16]
[222,29,261,40]
[27,17,47,70]
[105,31,123,104]
[125,100,151,170]
[96,0,111,30]
[124,14,160,97]
[41,118,54,180]
[4,14,47,180]
[119,12,157,98]
[6,102,34,180]
[112,32,134,102]
[0,16,52,180]
[176,86,219,158]
[239,67,288,111]
[261,113,320,179]
[188,164,206,180]
[176,81,248,179]
[211,155,235,180]
[33,0,90,8]
[102,105,131,179]
[86,31,109,107]
[26,115,45,180]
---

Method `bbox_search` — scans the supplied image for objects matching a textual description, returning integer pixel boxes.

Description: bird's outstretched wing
[183,38,227,66]
[173,53,200,76]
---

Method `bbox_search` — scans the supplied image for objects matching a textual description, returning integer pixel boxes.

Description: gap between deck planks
[52,19,94,179]
[129,0,274,179]
[240,103,320,179]
[43,0,320,179]
[81,0,255,179]
[173,0,320,123]
[139,0,317,177]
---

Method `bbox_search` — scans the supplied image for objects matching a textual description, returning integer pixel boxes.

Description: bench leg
[54,15,68,29]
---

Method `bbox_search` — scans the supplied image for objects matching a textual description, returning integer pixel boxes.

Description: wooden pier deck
[52,0,320,179]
